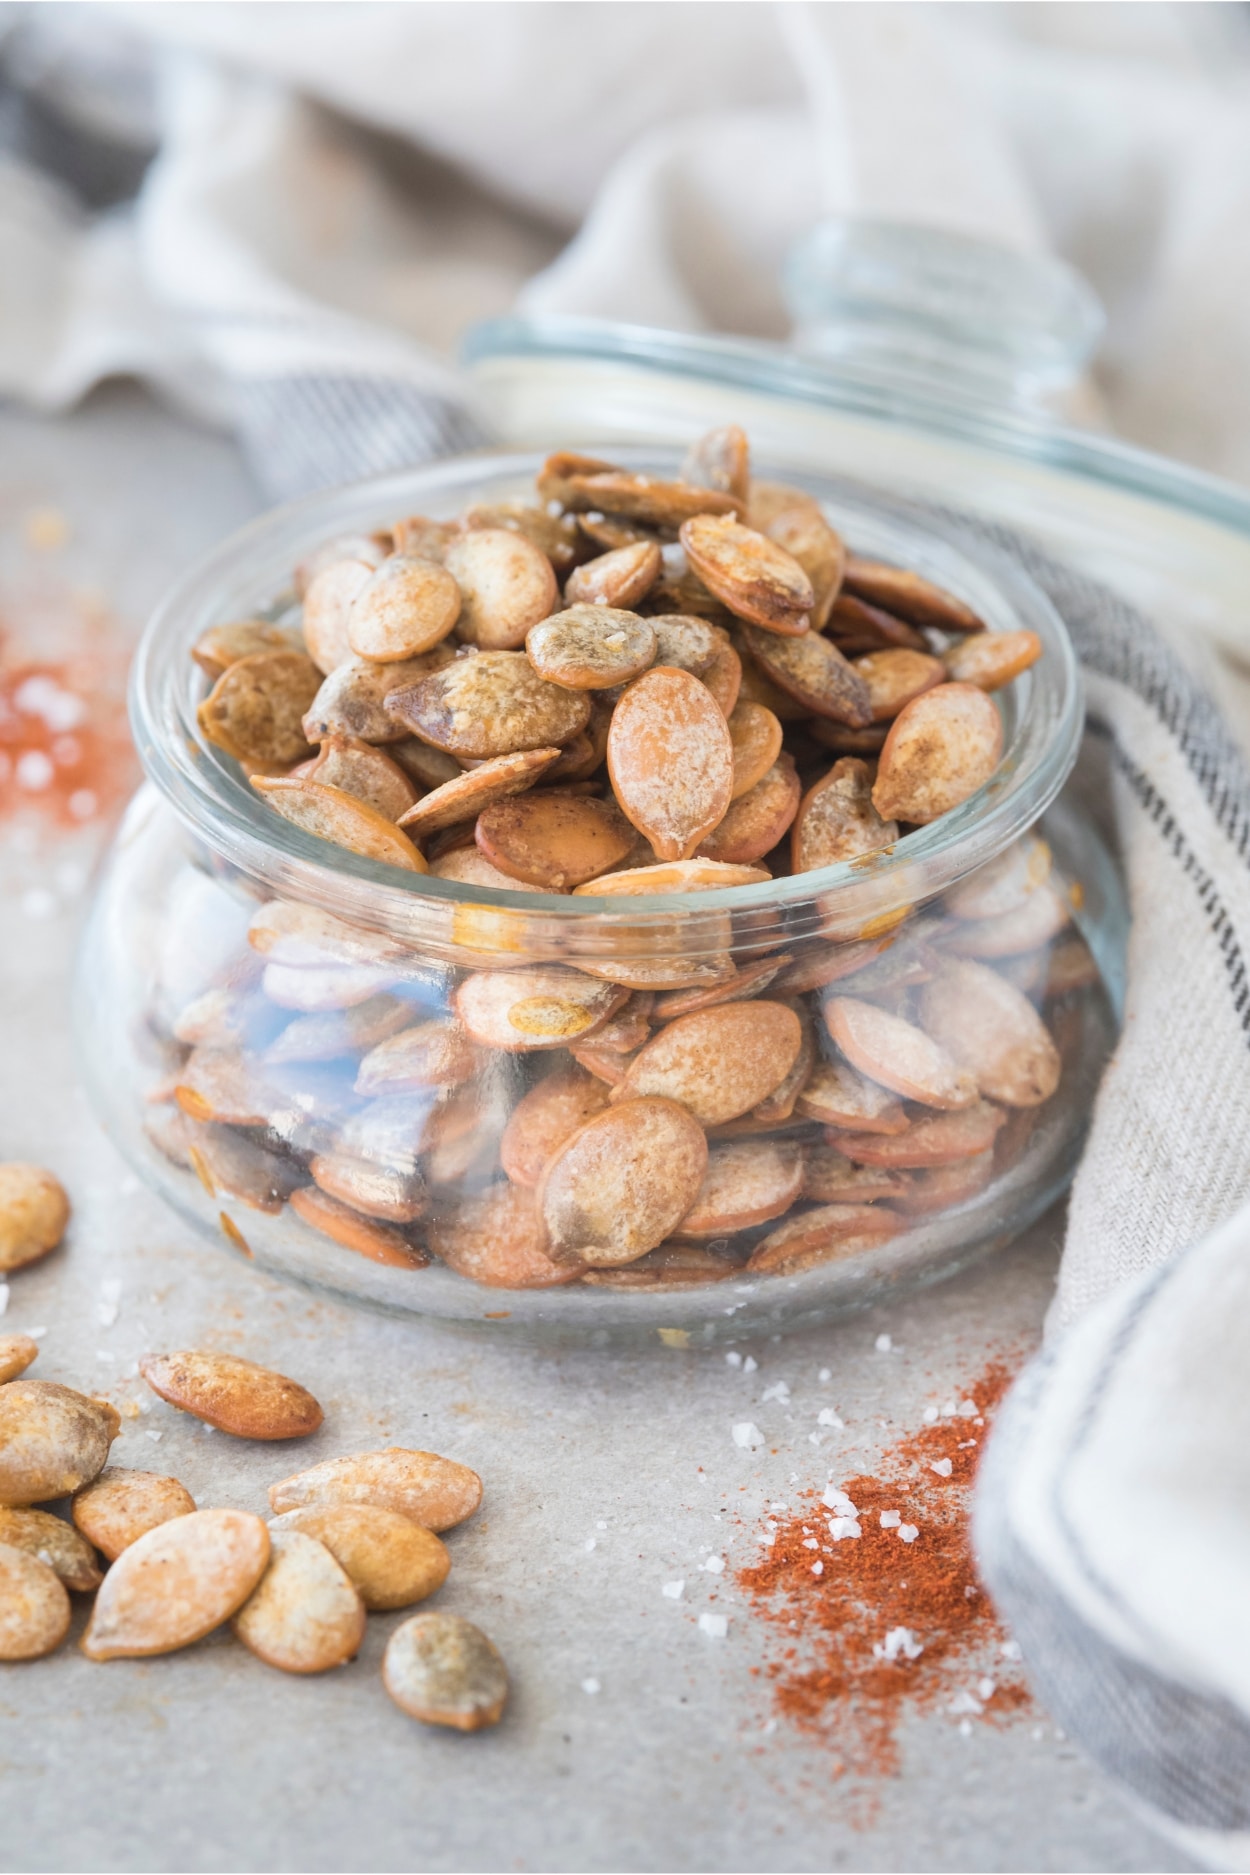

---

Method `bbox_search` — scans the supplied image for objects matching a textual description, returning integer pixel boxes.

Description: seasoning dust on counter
[735,1357,1030,1791]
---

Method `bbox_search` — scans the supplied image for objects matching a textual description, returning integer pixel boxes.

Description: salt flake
[702,1556,724,1574]
[817,1408,844,1428]
[811,1561,824,1576]
[873,1626,923,1663]
[818,1367,831,1382]
[874,1333,892,1352]
[1000,1639,1023,1662]
[930,1458,953,1478]
[732,1421,764,1450]
[698,1612,728,1640]
[923,1406,939,1424]
[898,1523,919,1543]
[978,1678,997,1702]
[828,1517,862,1541]
[821,1485,857,1517]
[581,1678,601,1695]
[761,1381,790,1405]
[742,1355,758,1374]
[879,1510,901,1529]
[725,1350,742,1368]
[662,1580,685,1600]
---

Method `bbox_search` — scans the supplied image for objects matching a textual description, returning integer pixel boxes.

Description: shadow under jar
[77,450,1122,1345]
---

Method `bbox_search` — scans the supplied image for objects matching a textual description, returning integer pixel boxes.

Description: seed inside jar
[165,423,1090,1305]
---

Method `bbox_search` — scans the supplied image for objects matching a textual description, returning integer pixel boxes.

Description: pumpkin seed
[613,1001,803,1125]
[827,592,927,652]
[825,1101,1007,1167]
[269,1448,482,1531]
[794,1055,910,1132]
[303,650,454,744]
[387,651,590,758]
[355,1018,479,1094]
[295,531,390,599]
[761,504,845,630]
[565,470,740,529]
[475,792,636,890]
[198,650,321,766]
[462,501,584,575]
[645,614,727,677]
[302,559,374,674]
[311,1146,426,1224]
[0,1163,69,1273]
[676,1139,805,1237]
[299,736,420,821]
[500,1063,611,1188]
[430,1183,579,1288]
[680,515,813,633]
[942,882,1071,958]
[397,747,560,835]
[747,1203,900,1274]
[919,961,1061,1107]
[192,619,303,681]
[825,996,977,1110]
[792,758,898,873]
[347,555,461,662]
[270,1504,450,1611]
[698,754,800,866]
[139,1350,324,1441]
[565,541,661,611]
[726,701,783,799]
[81,1508,271,1660]
[71,1467,197,1560]
[852,648,946,721]
[251,776,427,872]
[682,424,750,501]
[538,1096,708,1266]
[0,1381,118,1507]
[443,528,558,650]
[0,1543,70,1659]
[740,623,872,725]
[264,993,412,1066]
[608,666,734,862]
[232,1527,365,1674]
[945,835,1051,920]
[842,555,984,632]
[872,684,1003,824]
[0,1333,39,1384]
[456,967,627,1050]
[288,1186,428,1267]
[384,1611,508,1730]
[0,1506,102,1590]
[526,606,657,690]
[802,1147,909,1204]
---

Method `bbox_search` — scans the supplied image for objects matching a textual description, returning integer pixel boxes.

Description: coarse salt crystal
[959,1719,973,1738]
[15,750,55,791]
[818,1367,831,1382]
[698,1612,727,1640]
[732,1421,764,1450]
[97,1303,119,1329]
[930,1458,953,1478]
[923,1406,939,1424]
[725,1350,742,1367]
[0,1284,8,1317]
[702,1556,724,1574]
[817,1408,843,1428]
[1001,1639,1022,1662]
[942,1400,957,1417]
[811,1561,823,1576]
[879,1510,901,1529]
[978,1678,997,1702]
[584,1538,596,1552]
[802,1538,818,1551]
[581,1678,601,1695]
[596,1520,607,1531]
[821,1485,857,1516]
[808,1432,822,1446]
[26,1326,48,1339]
[742,1355,757,1374]
[759,1533,775,1548]
[662,1581,685,1600]
[145,1429,162,1443]
[828,1517,861,1541]
[761,1381,790,1404]
[873,1626,923,1663]
[874,1333,892,1352]
[948,1690,983,1717]
[958,1399,978,1417]
[898,1524,919,1543]
[769,1501,788,1512]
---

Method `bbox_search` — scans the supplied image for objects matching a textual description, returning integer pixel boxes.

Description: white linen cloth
[6,5,1250,1857]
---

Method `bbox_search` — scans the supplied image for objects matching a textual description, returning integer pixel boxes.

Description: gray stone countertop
[0,384,1182,1873]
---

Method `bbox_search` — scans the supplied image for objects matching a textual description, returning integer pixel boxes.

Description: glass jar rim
[130,446,1082,961]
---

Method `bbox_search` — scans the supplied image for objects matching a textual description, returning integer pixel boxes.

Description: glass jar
[76,440,1122,1344]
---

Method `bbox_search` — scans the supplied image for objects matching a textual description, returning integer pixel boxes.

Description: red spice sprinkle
[735,1358,1029,1782]
[0,639,134,830]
